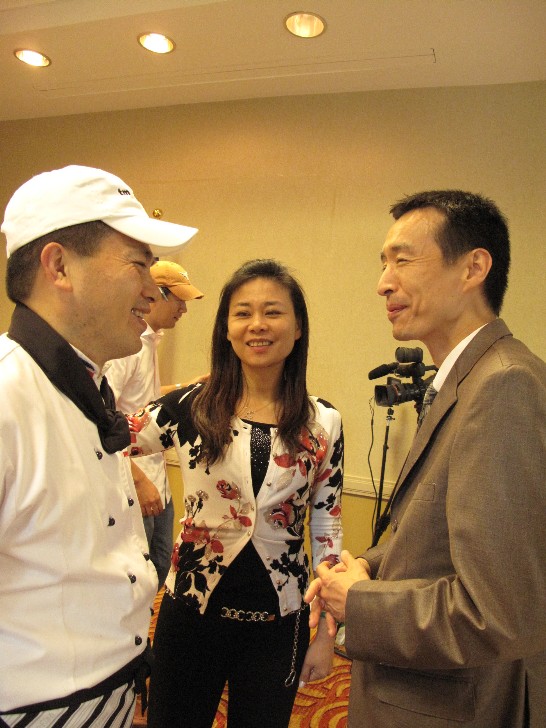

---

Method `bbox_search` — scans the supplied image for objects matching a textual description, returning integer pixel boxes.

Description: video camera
[368,347,436,408]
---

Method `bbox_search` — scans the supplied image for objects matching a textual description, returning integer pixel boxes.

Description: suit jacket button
[392,518,398,532]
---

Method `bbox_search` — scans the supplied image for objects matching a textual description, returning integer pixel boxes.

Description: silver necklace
[238,399,277,419]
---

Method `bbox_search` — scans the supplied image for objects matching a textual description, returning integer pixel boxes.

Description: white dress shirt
[107,324,170,507]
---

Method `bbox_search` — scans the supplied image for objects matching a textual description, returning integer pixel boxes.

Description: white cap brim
[105,215,198,256]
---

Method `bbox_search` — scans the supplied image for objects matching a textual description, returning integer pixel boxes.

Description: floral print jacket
[128,384,344,616]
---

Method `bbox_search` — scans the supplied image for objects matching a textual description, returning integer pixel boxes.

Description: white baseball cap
[1,165,198,257]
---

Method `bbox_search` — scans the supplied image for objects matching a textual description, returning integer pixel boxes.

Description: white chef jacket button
[144,553,151,561]
[95,450,103,460]
[128,573,137,584]
[135,636,143,646]
[128,497,135,506]
[108,516,115,527]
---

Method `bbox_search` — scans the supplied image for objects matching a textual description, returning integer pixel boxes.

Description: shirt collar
[143,323,164,343]
[69,344,104,388]
[433,324,487,392]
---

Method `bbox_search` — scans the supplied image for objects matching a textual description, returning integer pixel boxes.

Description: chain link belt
[220,606,276,622]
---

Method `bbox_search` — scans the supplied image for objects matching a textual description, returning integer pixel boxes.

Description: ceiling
[1,0,545,122]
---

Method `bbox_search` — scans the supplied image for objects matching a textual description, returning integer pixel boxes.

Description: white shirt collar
[432,324,488,392]
[69,343,104,388]
[143,323,164,343]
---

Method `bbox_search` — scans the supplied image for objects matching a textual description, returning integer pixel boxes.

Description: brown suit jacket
[346,319,546,727]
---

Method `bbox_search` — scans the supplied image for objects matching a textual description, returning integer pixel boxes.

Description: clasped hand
[304,549,371,637]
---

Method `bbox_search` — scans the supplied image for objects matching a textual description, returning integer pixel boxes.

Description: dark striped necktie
[417,383,438,428]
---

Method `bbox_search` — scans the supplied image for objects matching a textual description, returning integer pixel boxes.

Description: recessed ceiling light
[284,12,326,38]
[14,49,51,67]
[138,33,175,54]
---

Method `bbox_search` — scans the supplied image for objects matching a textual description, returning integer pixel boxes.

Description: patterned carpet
[132,590,351,727]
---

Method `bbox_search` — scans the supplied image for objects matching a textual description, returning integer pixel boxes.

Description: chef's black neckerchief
[8,302,130,454]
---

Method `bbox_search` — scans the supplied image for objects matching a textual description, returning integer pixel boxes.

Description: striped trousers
[0,682,136,728]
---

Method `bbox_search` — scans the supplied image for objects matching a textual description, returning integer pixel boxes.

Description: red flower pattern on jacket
[216,480,239,500]
[267,424,342,567]
[172,480,253,571]
[266,499,297,529]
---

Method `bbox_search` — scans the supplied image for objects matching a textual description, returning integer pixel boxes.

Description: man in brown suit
[306,190,546,727]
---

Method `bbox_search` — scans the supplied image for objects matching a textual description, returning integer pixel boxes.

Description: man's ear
[40,242,73,291]
[463,248,492,290]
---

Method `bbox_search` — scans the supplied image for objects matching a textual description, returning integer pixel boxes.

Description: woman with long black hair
[129,259,344,728]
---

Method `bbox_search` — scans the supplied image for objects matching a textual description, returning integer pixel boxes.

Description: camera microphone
[395,346,423,363]
[368,362,399,380]
[368,347,424,379]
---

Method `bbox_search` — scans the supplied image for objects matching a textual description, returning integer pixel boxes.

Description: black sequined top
[206,421,279,616]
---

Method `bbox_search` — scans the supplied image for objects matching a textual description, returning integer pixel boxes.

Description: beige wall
[1,82,544,551]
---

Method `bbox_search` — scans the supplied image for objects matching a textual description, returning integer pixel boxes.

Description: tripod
[372,406,395,547]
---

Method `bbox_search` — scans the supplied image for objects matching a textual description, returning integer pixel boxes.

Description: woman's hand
[298,616,335,687]
[131,460,163,517]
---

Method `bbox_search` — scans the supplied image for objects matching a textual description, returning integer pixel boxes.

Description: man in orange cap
[108,260,204,588]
